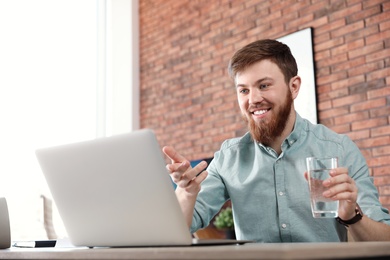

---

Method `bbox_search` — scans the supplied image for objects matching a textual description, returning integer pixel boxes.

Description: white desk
[1,242,390,260]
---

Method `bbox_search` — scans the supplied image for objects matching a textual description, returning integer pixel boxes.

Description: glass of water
[306,157,339,218]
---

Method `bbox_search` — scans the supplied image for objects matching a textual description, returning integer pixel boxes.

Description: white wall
[0,0,139,240]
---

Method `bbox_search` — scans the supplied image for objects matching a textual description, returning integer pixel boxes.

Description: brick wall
[139,0,390,209]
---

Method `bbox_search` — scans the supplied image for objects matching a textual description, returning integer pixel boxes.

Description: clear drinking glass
[306,157,339,218]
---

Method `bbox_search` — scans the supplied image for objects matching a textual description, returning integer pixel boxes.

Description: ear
[289,76,301,100]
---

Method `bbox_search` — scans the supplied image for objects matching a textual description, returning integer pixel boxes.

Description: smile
[253,109,269,115]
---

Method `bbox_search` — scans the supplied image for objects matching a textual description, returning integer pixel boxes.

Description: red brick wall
[139,0,390,209]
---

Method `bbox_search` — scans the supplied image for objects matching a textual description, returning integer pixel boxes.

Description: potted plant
[213,207,235,239]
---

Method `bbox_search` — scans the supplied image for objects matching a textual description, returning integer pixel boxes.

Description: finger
[162,146,187,163]
[172,163,190,181]
[168,161,191,183]
[193,170,208,183]
[176,161,208,188]
[331,192,357,202]
[329,167,348,177]
[323,181,357,201]
[180,161,208,183]
[179,170,208,191]
[323,182,353,197]
[323,172,351,188]
[166,161,190,174]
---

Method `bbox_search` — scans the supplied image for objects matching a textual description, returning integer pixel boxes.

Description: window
[0,0,139,240]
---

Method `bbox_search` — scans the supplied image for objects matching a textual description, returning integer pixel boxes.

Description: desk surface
[1,242,390,260]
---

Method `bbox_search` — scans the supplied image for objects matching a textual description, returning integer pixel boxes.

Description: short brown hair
[228,39,298,85]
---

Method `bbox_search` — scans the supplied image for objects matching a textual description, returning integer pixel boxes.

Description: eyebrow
[236,77,273,88]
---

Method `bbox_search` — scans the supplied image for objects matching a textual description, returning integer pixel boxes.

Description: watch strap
[335,204,363,227]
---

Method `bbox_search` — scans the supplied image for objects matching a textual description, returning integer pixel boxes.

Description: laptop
[35,129,251,247]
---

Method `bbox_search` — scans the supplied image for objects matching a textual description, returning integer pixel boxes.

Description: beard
[242,91,293,145]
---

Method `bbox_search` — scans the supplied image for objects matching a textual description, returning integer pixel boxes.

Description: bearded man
[163,39,390,242]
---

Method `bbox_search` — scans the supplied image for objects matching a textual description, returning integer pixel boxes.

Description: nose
[248,88,263,105]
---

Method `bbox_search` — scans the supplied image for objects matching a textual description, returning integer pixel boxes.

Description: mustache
[247,102,271,112]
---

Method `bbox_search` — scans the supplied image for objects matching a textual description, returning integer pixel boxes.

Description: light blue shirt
[191,113,390,242]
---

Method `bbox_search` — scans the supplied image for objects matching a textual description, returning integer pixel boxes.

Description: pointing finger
[162,146,187,163]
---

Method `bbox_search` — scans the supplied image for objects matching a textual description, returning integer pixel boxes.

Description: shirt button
[279,191,284,196]
[281,224,287,229]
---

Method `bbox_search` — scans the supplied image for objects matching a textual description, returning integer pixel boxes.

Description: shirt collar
[256,112,306,153]
[284,112,305,147]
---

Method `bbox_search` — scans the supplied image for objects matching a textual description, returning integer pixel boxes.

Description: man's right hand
[162,146,208,195]
[162,146,208,228]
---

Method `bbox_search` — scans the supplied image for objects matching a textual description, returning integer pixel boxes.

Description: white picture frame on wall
[278,27,317,124]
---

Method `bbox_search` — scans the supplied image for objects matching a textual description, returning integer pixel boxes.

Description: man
[163,39,390,242]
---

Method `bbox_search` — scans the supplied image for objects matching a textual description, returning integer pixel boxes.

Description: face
[235,59,299,145]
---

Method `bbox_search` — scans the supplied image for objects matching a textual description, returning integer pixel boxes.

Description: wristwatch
[336,204,363,227]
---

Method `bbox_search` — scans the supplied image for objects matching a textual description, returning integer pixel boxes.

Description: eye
[259,84,269,90]
[238,88,249,94]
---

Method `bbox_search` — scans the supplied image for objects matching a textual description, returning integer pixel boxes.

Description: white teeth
[253,110,267,115]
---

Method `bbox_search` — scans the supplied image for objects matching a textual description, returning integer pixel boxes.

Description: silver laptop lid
[36,129,192,247]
